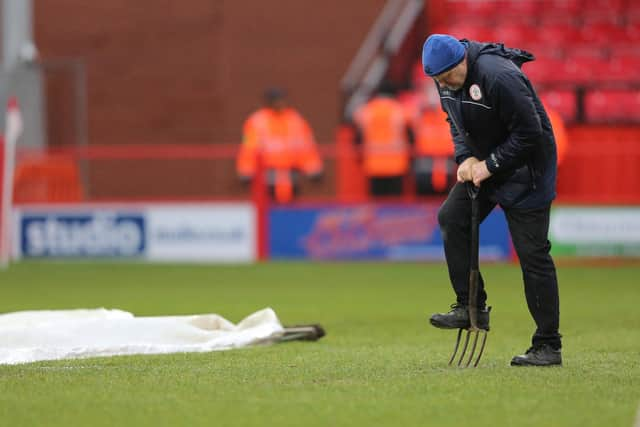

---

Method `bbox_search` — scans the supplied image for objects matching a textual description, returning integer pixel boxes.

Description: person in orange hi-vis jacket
[413,91,457,195]
[544,105,569,167]
[236,88,323,203]
[352,81,414,196]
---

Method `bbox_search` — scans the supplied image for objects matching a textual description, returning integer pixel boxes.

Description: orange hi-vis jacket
[414,107,454,157]
[414,107,455,192]
[353,97,411,177]
[545,107,568,167]
[236,107,322,202]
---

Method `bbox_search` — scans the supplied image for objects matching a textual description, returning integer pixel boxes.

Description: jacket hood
[462,40,535,70]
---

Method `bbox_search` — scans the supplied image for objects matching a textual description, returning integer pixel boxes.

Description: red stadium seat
[581,11,623,25]
[444,23,496,43]
[522,56,569,85]
[521,43,563,59]
[579,23,630,46]
[445,0,500,25]
[582,0,625,13]
[581,0,625,24]
[565,45,608,60]
[625,23,640,43]
[543,0,582,13]
[537,0,582,23]
[494,0,540,24]
[535,23,581,45]
[609,44,640,58]
[539,90,577,122]
[628,2,640,24]
[493,23,537,47]
[584,90,640,122]
[606,56,640,84]
[563,57,609,85]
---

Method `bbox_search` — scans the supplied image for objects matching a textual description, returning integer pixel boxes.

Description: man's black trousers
[438,182,561,349]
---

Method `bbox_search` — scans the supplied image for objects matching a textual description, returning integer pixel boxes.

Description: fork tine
[464,330,480,368]
[456,330,471,367]
[448,328,463,366]
[473,330,488,367]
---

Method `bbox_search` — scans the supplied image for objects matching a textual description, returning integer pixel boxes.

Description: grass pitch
[0,261,638,427]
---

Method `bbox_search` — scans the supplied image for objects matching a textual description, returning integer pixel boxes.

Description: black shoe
[510,344,562,366]
[429,304,490,330]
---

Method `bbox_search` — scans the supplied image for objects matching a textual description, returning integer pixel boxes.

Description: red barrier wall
[558,126,640,204]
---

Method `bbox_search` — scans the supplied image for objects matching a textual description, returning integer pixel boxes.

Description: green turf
[0,261,638,427]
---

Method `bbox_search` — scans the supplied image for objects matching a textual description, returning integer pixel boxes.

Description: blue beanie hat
[422,34,466,77]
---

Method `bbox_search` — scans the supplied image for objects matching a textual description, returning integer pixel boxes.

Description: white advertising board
[145,204,255,262]
[549,206,640,257]
[13,203,256,263]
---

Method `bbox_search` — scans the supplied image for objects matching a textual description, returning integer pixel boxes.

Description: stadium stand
[333,0,640,204]
[418,0,640,204]
[431,0,640,125]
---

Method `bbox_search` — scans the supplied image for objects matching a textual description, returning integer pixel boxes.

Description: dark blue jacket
[437,40,557,209]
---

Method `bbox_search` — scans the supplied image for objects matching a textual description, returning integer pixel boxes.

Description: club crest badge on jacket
[469,84,482,101]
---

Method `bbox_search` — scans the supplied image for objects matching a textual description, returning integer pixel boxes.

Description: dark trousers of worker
[438,182,561,349]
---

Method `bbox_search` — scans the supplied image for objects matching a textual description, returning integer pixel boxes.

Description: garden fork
[448,182,488,368]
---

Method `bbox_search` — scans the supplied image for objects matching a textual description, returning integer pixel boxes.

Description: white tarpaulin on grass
[0,307,285,365]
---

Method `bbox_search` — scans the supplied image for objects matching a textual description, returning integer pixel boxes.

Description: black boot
[510,344,562,366]
[429,304,490,330]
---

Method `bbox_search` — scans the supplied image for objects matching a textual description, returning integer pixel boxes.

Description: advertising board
[14,203,255,262]
[269,203,511,261]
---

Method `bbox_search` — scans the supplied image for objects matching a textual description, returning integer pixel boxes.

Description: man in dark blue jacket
[422,34,562,366]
